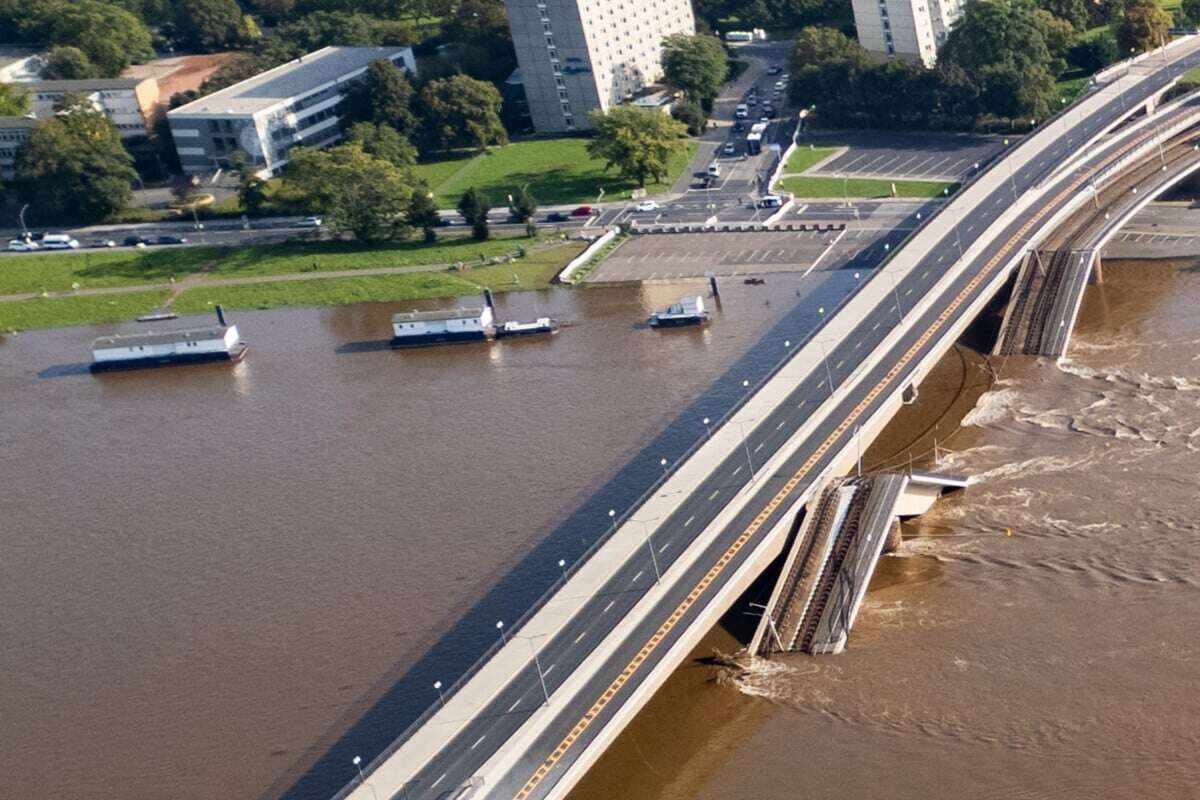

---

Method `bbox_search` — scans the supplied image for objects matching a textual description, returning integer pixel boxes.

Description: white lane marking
[603,600,615,613]
[471,734,487,750]
[708,489,720,500]
[872,321,880,330]
[632,570,644,583]
[432,774,446,789]
[658,540,671,553]
[732,465,743,476]
[574,631,586,644]
[508,698,522,712]
[543,663,556,675]
[754,442,765,453]
[776,420,786,430]
[683,514,695,527]
[835,359,845,369]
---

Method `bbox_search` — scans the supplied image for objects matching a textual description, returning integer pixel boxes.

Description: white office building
[851,0,964,66]
[166,46,416,176]
[503,0,695,133]
[0,115,36,180]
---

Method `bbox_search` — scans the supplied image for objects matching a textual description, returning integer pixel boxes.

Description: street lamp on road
[496,620,507,644]
[433,680,445,707]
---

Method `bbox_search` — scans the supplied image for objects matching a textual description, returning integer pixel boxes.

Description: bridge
[332,37,1200,800]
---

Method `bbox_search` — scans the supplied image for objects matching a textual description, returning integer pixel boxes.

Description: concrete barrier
[556,228,618,283]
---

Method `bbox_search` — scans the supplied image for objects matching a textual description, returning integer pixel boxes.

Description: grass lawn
[0,248,224,295]
[0,290,172,331]
[201,235,545,280]
[414,138,700,207]
[173,241,585,313]
[783,146,841,175]
[778,175,958,199]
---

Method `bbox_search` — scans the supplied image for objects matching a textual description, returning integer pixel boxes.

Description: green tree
[1068,32,1119,71]
[507,185,537,223]
[22,0,153,76]
[174,0,246,51]
[788,26,872,107]
[344,58,417,135]
[941,0,1052,75]
[14,98,136,222]
[586,106,686,188]
[0,82,28,116]
[1115,0,1172,53]
[457,186,491,241]
[41,46,96,79]
[420,76,508,153]
[1181,0,1200,24]
[230,152,270,216]
[671,99,707,136]
[442,0,510,43]
[1039,0,1088,28]
[274,10,379,50]
[1036,9,1076,69]
[344,121,417,169]
[283,142,414,242]
[661,33,729,103]
[407,181,440,241]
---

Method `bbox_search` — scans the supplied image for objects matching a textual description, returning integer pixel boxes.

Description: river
[0,270,856,800]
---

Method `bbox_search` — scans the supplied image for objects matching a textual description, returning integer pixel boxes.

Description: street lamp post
[496,620,507,644]
[702,416,712,438]
[352,756,380,800]
[607,508,617,535]
[659,457,669,481]
[557,558,567,585]
[433,680,445,707]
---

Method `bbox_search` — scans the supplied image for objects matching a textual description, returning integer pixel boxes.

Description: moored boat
[91,306,246,371]
[649,295,709,328]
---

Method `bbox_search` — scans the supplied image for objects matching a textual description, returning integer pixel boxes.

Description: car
[433,216,462,227]
[781,72,791,81]
[733,120,745,133]
[156,235,188,245]
[41,234,80,250]
[757,194,783,209]
[545,211,569,223]
[735,104,748,119]
[768,66,783,75]
[764,106,778,118]
[294,216,323,228]
[123,235,151,247]
[747,95,758,106]
[723,142,738,156]
[706,162,721,178]
[772,90,782,99]
[7,239,39,252]
[91,239,117,248]
[570,205,594,217]
[633,200,660,212]
[774,80,785,91]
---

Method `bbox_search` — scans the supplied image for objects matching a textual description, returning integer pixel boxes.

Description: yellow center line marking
[511,122,1162,800]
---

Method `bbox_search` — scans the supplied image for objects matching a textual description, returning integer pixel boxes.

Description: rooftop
[0,115,37,130]
[24,77,153,92]
[393,308,487,323]
[168,46,411,117]
[92,325,232,349]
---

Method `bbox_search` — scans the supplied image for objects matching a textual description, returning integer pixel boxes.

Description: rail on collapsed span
[326,44,1190,800]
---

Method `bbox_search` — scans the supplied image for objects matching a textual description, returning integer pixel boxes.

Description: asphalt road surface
[371,50,1200,800]
[808,130,1008,181]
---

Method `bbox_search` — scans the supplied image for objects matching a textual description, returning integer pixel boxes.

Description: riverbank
[0,236,586,330]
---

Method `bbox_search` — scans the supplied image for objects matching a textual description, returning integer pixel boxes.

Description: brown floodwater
[569,258,1200,800]
[0,270,863,800]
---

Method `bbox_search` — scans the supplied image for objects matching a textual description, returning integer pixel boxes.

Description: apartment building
[166,46,415,176]
[23,77,161,139]
[851,0,964,66]
[0,115,35,180]
[504,0,695,133]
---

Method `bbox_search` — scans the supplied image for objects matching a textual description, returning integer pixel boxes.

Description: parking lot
[587,230,843,282]
[807,131,1008,181]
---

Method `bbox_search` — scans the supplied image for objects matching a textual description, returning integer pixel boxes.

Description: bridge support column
[882,518,903,554]
[1092,252,1104,284]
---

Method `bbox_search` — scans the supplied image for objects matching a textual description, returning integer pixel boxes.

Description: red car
[570,205,594,217]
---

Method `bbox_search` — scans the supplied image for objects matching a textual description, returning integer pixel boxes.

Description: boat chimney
[706,271,720,297]
[483,287,495,310]
[215,304,227,327]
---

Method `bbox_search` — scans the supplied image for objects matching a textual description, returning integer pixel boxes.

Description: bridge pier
[1092,252,1104,284]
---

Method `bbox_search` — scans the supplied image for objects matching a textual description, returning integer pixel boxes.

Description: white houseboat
[90,307,247,371]
[391,306,495,347]
[649,295,709,328]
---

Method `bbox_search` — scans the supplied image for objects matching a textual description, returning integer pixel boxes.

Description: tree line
[790,0,1176,131]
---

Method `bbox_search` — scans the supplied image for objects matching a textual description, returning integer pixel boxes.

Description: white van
[735,103,748,119]
[42,234,80,250]
[706,162,721,178]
